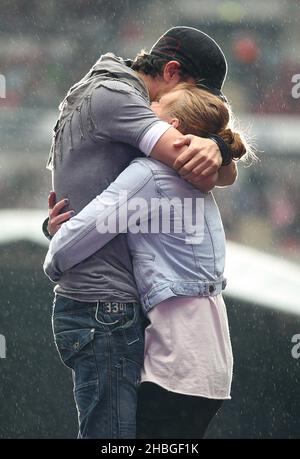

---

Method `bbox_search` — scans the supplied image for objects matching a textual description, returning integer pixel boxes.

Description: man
[44,26,236,439]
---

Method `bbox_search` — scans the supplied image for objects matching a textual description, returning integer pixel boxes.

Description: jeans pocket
[54,328,96,370]
[55,328,101,434]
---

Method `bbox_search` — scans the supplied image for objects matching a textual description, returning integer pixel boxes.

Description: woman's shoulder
[130,157,176,174]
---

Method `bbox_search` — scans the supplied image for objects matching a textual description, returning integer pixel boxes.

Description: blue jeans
[52,294,145,439]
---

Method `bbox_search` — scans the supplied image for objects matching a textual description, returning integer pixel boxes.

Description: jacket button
[209,285,215,293]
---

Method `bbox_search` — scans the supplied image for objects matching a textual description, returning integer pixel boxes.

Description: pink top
[141,295,233,399]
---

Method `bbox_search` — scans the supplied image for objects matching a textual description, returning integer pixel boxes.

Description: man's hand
[48,191,74,236]
[190,172,219,193]
[173,135,222,181]
[149,128,236,192]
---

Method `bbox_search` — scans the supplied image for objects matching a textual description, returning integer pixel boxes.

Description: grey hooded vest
[47,53,157,302]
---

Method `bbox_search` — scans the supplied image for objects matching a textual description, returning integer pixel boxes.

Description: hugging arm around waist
[43,161,154,282]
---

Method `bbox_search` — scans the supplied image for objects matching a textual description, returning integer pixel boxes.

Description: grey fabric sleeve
[90,80,168,149]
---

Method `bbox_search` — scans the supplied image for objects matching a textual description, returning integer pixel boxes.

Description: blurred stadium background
[0,0,300,438]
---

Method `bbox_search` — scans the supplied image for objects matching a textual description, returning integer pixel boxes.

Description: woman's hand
[47,191,74,236]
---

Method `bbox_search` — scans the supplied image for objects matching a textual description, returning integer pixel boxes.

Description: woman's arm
[43,160,154,282]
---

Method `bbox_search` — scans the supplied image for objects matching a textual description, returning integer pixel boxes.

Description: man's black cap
[150,26,228,101]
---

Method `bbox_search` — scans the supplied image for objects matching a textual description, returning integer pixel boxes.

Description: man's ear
[170,118,180,130]
[163,61,181,84]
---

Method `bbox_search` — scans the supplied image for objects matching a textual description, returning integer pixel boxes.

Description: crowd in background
[1,0,299,260]
[1,1,299,114]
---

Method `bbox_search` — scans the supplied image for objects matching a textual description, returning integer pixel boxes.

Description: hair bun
[219,128,246,160]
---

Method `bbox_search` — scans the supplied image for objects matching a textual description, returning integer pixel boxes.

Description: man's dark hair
[131,50,190,79]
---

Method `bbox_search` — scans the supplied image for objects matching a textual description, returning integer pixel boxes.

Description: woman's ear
[170,118,180,130]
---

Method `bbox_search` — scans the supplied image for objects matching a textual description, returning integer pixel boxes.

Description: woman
[44,83,252,438]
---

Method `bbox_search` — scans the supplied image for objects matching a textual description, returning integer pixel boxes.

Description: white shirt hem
[140,376,231,400]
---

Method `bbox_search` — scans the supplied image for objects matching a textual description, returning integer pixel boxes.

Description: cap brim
[195,82,227,102]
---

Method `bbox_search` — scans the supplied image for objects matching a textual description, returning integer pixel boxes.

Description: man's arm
[150,128,238,191]
[91,83,234,191]
[150,128,222,178]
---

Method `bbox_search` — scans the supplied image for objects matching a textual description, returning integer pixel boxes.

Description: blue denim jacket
[44,158,227,313]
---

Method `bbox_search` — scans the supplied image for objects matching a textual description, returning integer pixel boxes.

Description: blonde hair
[164,83,255,162]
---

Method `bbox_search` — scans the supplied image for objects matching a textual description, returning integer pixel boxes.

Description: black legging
[136,382,223,439]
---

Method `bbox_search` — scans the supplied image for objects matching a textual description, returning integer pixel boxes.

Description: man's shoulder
[97,52,128,70]
[96,79,138,95]
[91,79,148,110]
